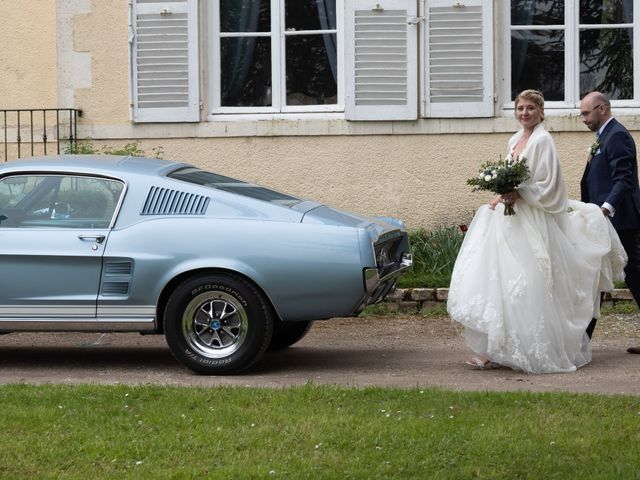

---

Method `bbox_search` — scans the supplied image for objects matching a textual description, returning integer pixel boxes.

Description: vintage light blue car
[0,155,411,374]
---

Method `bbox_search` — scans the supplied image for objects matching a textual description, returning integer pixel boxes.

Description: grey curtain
[317,0,337,81]
[223,1,260,103]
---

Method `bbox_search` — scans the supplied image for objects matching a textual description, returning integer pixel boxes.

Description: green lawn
[1,384,639,479]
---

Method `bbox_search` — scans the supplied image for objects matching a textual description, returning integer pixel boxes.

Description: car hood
[294,201,406,237]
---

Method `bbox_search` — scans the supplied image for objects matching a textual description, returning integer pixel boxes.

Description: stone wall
[384,288,635,313]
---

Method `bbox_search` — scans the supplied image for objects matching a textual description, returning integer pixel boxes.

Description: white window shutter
[345,0,418,121]
[425,0,493,118]
[131,0,199,122]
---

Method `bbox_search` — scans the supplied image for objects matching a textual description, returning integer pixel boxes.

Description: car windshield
[168,167,301,207]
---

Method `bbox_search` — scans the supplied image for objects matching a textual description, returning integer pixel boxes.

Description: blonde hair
[515,89,545,121]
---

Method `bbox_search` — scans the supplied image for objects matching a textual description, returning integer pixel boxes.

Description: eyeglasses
[579,104,603,117]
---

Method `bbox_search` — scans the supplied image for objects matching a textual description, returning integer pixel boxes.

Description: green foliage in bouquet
[467,157,530,215]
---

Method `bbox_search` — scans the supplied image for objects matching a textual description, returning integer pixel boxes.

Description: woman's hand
[501,190,521,205]
[489,191,520,210]
[488,195,501,210]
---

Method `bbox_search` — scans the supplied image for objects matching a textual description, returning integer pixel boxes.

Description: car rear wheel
[268,320,314,351]
[164,273,273,374]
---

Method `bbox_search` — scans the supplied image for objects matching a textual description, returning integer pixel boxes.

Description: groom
[580,91,640,354]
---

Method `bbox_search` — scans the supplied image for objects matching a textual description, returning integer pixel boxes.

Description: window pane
[169,167,247,186]
[511,30,565,100]
[168,168,300,206]
[580,0,633,24]
[580,28,633,98]
[0,176,122,229]
[56,177,123,225]
[221,37,272,107]
[511,0,564,25]
[285,0,336,31]
[0,176,42,210]
[220,0,270,33]
[286,34,337,105]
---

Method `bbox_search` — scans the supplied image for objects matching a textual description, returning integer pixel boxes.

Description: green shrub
[66,140,164,159]
[398,227,633,291]
[398,225,465,288]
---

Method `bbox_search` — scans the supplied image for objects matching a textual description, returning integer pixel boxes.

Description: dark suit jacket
[580,118,640,231]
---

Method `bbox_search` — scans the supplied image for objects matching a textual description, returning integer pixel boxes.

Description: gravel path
[0,314,639,394]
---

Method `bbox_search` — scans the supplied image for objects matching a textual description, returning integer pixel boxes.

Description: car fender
[101,218,369,322]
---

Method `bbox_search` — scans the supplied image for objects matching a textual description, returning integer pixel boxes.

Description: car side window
[0,174,124,229]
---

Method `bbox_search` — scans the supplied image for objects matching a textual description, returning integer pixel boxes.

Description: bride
[447,89,627,373]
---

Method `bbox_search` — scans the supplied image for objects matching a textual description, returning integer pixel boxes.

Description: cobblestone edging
[384,288,635,313]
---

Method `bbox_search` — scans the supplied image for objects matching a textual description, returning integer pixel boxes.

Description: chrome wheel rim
[181,291,248,358]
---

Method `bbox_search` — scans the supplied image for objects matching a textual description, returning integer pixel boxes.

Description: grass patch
[360,302,449,317]
[397,271,451,289]
[359,302,395,317]
[1,384,639,479]
[420,302,449,317]
[601,301,640,315]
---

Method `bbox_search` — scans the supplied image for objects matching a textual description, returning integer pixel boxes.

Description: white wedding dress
[447,124,627,373]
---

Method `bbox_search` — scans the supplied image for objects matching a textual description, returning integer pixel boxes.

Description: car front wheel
[164,273,273,374]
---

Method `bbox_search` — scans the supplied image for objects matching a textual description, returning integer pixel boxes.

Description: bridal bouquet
[467,156,530,215]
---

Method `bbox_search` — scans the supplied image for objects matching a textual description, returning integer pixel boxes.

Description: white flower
[484,174,492,181]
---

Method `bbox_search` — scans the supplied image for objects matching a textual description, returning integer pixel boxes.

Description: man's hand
[601,206,611,216]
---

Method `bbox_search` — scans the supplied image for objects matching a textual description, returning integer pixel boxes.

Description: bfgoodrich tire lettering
[164,273,273,374]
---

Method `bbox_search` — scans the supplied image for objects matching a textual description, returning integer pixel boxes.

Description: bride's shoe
[465,357,500,370]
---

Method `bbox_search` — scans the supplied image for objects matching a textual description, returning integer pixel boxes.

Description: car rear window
[168,167,301,206]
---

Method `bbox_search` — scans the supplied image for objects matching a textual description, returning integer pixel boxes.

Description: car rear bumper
[357,252,412,312]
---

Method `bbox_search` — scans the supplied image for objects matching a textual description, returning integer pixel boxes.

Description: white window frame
[208,0,344,117]
[502,0,640,111]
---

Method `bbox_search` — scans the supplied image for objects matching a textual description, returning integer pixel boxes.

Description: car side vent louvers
[102,282,130,296]
[104,261,133,275]
[142,186,210,215]
[102,260,133,297]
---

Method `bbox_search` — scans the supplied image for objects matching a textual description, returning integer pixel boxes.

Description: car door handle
[78,234,106,244]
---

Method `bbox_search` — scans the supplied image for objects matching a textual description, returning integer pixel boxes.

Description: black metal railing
[2,108,82,162]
